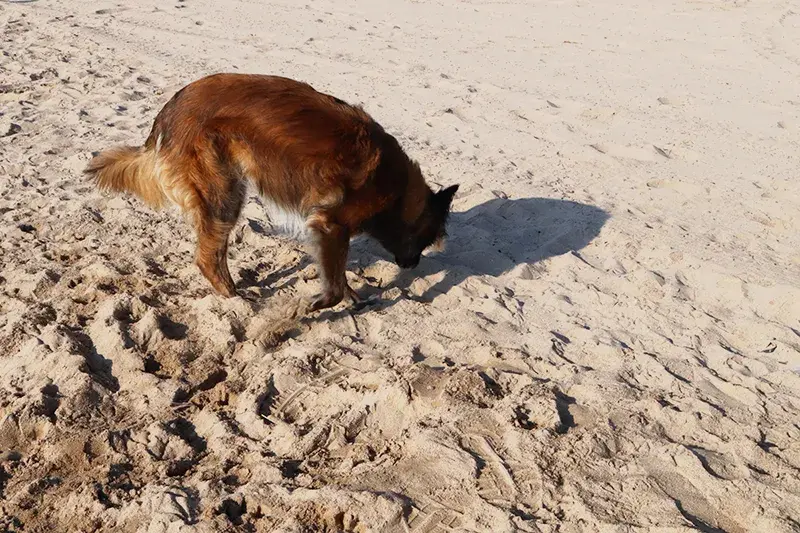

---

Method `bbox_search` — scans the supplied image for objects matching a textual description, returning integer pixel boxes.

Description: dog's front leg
[307,217,359,311]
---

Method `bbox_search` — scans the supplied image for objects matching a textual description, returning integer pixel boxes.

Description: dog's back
[147,75,389,212]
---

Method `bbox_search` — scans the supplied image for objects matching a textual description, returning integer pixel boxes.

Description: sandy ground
[1,0,800,531]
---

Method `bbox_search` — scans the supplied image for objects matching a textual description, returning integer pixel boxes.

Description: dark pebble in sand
[4,123,22,136]
[0,451,21,463]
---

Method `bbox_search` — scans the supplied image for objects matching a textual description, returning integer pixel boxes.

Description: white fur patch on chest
[262,200,309,241]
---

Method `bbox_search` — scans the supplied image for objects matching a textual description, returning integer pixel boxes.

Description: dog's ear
[433,184,459,213]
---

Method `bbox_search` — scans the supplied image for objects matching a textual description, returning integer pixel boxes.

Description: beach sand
[1,0,800,531]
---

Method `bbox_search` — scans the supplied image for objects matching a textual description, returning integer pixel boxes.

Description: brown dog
[85,73,458,311]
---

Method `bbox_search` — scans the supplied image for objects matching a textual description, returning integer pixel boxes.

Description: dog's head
[367,182,459,270]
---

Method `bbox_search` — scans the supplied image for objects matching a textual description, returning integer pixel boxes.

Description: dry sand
[2,0,800,531]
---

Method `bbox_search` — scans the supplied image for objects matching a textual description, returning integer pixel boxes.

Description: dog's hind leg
[196,219,237,297]
[193,178,246,298]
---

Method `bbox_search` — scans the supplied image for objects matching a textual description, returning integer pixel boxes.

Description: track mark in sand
[589,143,607,154]
[463,433,541,512]
[653,145,672,159]
[156,314,189,341]
[553,389,577,434]
[468,435,517,505]
[550,335,593,370]
[38,384,60,424]
[511,110,530,122]
[442,106,469,122]
[588,142,659,161]
[685,446,749,481]
[271,358,351,423]
[195,368,228,392]
[67,328,121,393]
[94,8,130,16]
[408,365,452,402]
[674,500,728,533]
[407,499,462,533]
[273,383,314,423]
[646,460,742,533]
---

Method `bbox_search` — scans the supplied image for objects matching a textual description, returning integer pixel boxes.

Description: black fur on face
[364,184,459,269]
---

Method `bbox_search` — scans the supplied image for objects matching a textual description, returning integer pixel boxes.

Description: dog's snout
[396,255,420,269]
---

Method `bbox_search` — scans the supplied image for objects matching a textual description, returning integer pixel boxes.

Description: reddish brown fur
[85,73,458,311]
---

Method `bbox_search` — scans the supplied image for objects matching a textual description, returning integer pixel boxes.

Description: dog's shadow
[323,195,610,318]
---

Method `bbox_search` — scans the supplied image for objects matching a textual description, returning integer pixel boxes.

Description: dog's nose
[396,256,420,269]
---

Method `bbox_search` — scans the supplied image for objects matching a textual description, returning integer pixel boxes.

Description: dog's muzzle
[395,255,420,269]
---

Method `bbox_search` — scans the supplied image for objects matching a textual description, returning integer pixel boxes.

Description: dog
[85,73,459,311]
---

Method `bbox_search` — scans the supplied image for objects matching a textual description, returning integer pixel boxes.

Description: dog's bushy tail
[84,145,166,208]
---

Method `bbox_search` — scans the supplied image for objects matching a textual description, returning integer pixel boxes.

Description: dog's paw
[309,292,344,312]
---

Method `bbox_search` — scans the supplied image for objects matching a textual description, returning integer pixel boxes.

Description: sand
[1,0,800,531]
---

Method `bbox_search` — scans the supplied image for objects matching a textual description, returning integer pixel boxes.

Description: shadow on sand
[325,195,611,317]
